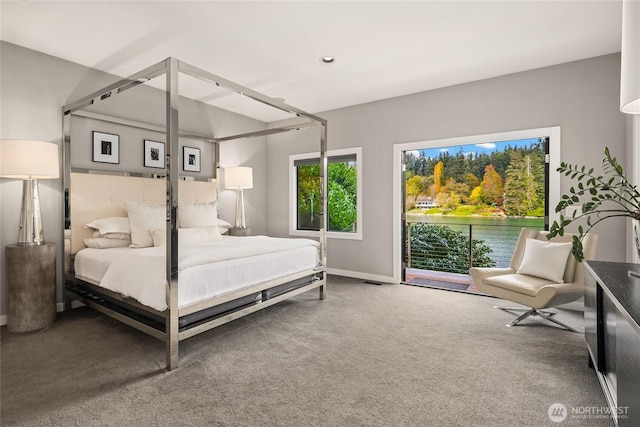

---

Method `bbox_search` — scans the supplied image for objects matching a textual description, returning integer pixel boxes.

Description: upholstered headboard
[69,172,217,254]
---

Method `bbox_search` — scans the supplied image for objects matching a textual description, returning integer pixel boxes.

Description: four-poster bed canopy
[62,57,327,370]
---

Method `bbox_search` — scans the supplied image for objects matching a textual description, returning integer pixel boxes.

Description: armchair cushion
[484,273,556,297]
[516,238,572,283]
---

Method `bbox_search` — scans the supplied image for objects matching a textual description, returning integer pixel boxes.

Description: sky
[407,137,541,159]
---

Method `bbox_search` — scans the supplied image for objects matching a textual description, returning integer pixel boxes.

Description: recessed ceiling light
[320,56,335,64]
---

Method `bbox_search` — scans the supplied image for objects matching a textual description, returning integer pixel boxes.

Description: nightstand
[228,227,252,237]
[6,243,56,332]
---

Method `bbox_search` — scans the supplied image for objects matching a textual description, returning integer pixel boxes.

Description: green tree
[462,172,480,191]
[479,164,504,206]
[469,185,483,205]
[504,152,540,216]
[297,161,357,232]
[435,191,462,212]
[406,175,428,205]
[441,178,471,203]
[297,164,321,229]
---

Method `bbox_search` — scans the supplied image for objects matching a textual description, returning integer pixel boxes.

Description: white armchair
[469,228,598,332]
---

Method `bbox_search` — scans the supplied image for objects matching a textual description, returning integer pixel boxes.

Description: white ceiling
[0,1,623,122]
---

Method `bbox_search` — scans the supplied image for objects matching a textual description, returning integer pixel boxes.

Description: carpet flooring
[1,275,610,426]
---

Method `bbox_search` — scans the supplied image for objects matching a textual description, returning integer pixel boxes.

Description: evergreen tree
[504,152,540,216]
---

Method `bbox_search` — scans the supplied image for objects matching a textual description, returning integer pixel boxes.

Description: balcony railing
[405,221,544,274]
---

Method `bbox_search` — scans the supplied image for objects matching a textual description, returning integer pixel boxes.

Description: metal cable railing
[405,221,544,274]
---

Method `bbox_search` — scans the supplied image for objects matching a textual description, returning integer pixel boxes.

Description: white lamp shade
[0,140,59,179]
[620,0,640,114]
[225,166,253,189]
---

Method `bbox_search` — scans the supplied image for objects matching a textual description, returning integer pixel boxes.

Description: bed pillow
[92,231,130,240]
[179,202,218,228]
[86,217,131,235]
[149,226,222,247]
[516,238,572,283]
[124,201,166,248]
[217,218,232,234]
[84,237,131,249]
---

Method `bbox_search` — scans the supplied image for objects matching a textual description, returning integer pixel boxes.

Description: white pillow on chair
[516,238,573,283]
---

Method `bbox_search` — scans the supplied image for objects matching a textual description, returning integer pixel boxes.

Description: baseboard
[327,268,397,284]
[0,315,6,326]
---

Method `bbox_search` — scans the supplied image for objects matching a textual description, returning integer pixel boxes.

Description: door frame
[392,126,561,284]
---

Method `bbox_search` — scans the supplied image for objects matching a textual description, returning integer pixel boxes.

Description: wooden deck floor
[404,268,481,294]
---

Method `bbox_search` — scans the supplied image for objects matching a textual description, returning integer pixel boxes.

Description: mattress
[74,236,319,311]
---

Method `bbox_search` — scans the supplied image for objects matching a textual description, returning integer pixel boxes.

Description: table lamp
[0,140,59,245]
[620,0,640,114]
[225,166,253,229]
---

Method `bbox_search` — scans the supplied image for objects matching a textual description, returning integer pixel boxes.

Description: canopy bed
[62,58,327,371]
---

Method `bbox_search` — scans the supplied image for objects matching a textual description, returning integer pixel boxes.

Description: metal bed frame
[61,57,327,371]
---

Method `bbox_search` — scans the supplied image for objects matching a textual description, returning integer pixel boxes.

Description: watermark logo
[548,403,568,423]
[548,403,629,422]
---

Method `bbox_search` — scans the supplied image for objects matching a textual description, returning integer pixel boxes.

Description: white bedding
[74,236,319,311]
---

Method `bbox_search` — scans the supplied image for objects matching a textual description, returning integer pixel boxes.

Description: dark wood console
[584,261,640,427]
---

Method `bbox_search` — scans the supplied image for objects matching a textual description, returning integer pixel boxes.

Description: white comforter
[97,236,319,311]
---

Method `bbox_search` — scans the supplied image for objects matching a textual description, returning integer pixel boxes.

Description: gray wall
[0,42,632,320]
[266,54,629,281]
[0,42,268,319]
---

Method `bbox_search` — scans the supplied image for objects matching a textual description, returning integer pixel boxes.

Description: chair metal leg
[493,306,580,332]
[494,306,556,316]
[536,310,581,333]
[505,308,536,327]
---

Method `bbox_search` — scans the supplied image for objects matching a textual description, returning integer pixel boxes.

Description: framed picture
[92,131,119,164]
[183,146,201,172]
[144,140,165,169]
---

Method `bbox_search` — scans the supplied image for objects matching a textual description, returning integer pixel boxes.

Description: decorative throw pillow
[149,228,167,247]
[516,238,573,283]
[124,201,165,248]
[86,217,131,235]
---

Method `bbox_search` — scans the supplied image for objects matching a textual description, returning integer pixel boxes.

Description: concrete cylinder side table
[6,242,56,332]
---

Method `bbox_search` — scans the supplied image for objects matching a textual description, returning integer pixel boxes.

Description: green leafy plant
[549,147,640,261]
[408,224,496,273]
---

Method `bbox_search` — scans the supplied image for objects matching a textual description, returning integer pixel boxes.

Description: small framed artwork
[183,146,201,172]
[144,139,165,169]
[92,131,120,164]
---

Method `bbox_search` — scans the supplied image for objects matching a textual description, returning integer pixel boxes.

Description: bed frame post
[319,121,328,301]
[166,57,180,371]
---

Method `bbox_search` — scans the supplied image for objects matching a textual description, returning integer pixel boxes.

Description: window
[289,147,362,240]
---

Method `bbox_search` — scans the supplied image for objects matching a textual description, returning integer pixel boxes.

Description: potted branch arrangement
[548,147,640,268]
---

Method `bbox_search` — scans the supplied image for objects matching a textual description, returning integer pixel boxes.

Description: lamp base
[234,188,247,229]
[18,179,46,246]
[229,227,252,237]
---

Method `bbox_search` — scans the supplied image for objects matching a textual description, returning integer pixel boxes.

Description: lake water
[406,215,545,268]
